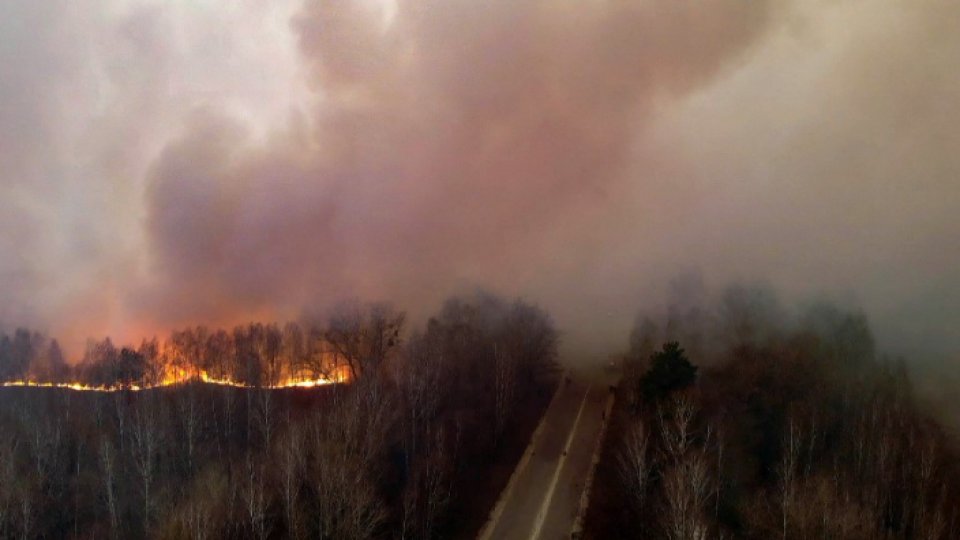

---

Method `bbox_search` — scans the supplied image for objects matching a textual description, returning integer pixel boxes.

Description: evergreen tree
[638,341,697,401]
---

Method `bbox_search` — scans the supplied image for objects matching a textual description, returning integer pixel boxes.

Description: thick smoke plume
[140,0,781,326]
[0,0,958,370]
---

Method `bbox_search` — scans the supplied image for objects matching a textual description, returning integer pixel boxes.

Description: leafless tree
[778,414,801,540]
[177,383,203,473]
[657,394,697,463]
[368,303,405,372]
[662,450,713,540]
[254,388,276,449]
[205,329,235,381]
[257,324,283,386]
[168,329,194,379]
[26,412,62,485]
[201,477,230,539]
[617,419,652,517]
[653,395,715,540]
[112,392,127,453]
[99,438,119,539]
[394,336,443,477]
[0,438,17,538]
[313,443,388,540]
[325,301,405,380]
[493,344,517,446]
[702,422,726,526]
[218,385,237,454]
[17,487,33,540]
[242,453,269,540]
[179,498,212,540]
[282,322,309,380]
[301,326,336,381]
[175,465,229,540]
[310,379,394,539]
[402,423,458,540]
[138,338,162,386]
[72,437,84,538]
[278,426,305,540]
[324,302,364,380]
[503,300,559,386]
[130,398,162,533]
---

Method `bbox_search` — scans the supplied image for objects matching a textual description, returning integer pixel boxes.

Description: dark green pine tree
[638,341,697,401]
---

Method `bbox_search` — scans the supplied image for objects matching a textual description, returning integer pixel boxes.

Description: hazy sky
[1,0,958,362]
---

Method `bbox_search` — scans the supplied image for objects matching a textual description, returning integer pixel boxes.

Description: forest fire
[1,367,349,392]
[0,320,360,393]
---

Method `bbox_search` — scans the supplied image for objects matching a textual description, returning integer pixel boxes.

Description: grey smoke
[0,0,956,375]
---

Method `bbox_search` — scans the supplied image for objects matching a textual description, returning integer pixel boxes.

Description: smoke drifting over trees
[586,282,960,539]
[0,0,957,367]
[3,2,959,538]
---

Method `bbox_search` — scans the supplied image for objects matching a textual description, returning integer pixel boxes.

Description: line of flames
[0,369,349,393]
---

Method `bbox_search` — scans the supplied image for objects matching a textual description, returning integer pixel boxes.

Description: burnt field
[0,293,559,539]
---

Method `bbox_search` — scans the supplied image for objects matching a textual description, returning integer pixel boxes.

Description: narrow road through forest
[480,370,612,540]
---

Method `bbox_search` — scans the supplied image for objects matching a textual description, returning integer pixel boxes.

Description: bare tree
[205,329,235,381]
[180,498,212,540]
[778,414,802,540]
[255,388,276,449]
[242,453,269,540]
[138,338,162,386]
[402,423,458,540]
[177,383,203,473]
[278,426,305,539]
[99,438,119,539]
[112,392,127,453]
[310,379,394,539]
[368,303,405,374]
[662,454,712,540]
[257,324,283,386]
[17,486,34,540]
[712,423,725,524]
[26,413,63,486]
[325,301,405,380]
[302,326,336,380]
[394,335,442,474]
[130,399,162,533]
[313,445,388,540]
[0,438,17,538]
[655,395,714,540]
[503,300,559,388]
[324,302,364,381]
[657,394,697,463]
[282,322,308,381]
[617,419,652,517]
[218,385,237,454]
[493,344,517,446]
[70,430,83,538]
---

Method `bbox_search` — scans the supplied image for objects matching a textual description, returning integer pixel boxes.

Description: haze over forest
[1,0,958,368]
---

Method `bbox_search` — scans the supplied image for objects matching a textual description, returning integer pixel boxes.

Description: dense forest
[0,293,558,539]
[585,283,960,539]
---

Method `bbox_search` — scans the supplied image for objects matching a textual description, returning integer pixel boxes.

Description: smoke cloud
[1,0,958,370]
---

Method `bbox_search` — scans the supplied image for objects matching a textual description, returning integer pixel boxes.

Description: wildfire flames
[1,366,350,393]
[0,321,367,394]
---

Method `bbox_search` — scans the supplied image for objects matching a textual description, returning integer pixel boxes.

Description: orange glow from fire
[1,366,350,393]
